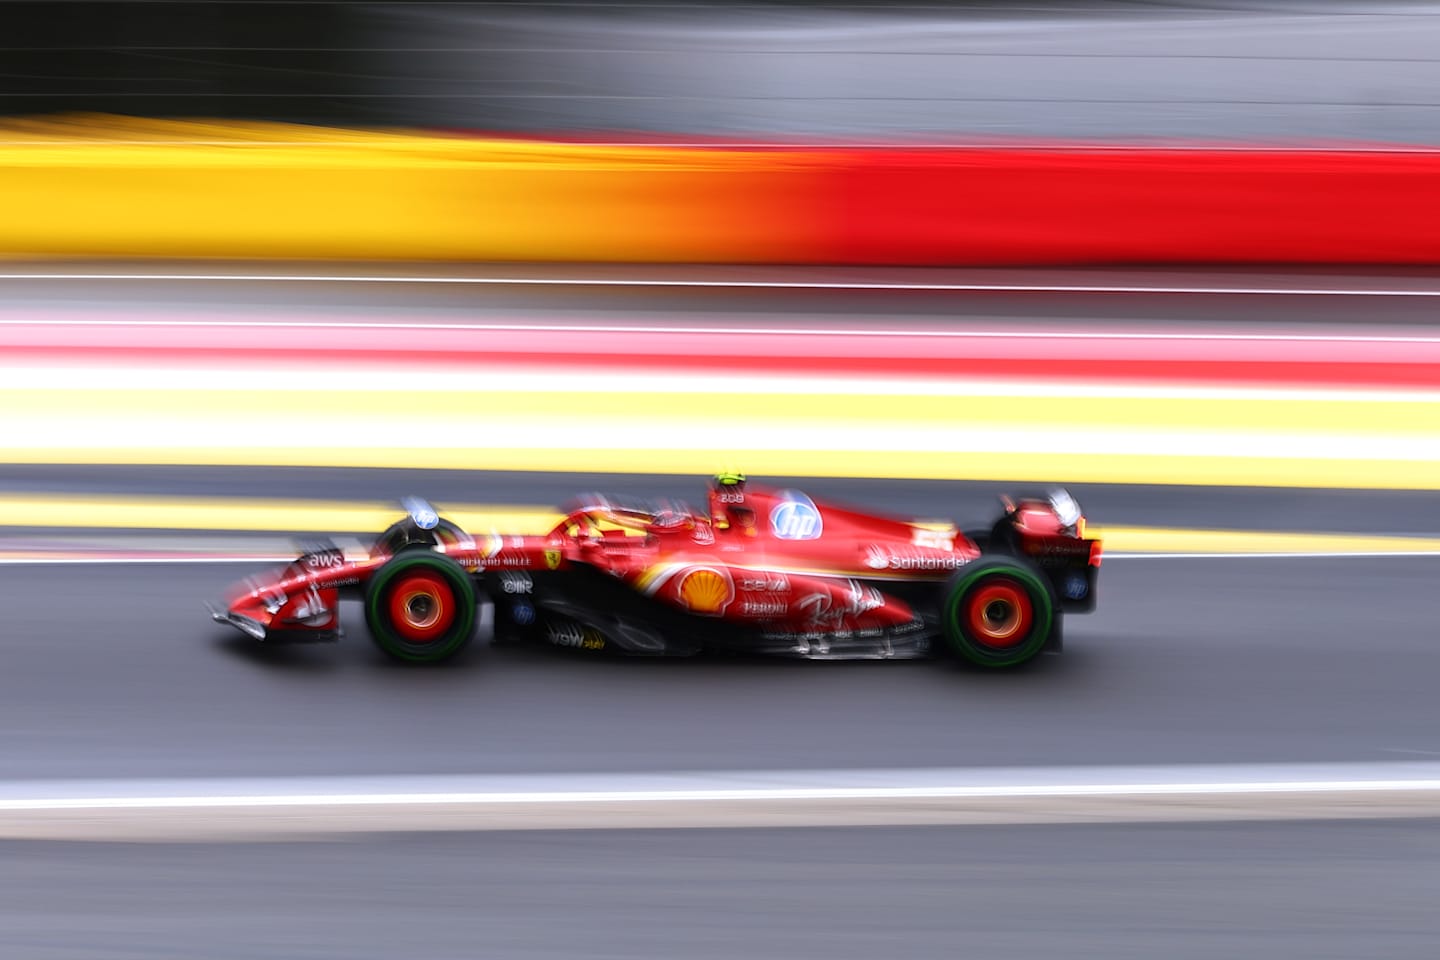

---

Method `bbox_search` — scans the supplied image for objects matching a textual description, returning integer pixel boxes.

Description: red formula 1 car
[210,474,1101,668]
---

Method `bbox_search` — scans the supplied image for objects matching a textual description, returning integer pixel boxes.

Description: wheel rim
[387,573,456,643]
[964,579,1033,648]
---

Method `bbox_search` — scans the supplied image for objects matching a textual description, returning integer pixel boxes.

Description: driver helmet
[710,469,748,530]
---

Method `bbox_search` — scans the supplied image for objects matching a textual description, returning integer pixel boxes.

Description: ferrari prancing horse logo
[544,549,562,570]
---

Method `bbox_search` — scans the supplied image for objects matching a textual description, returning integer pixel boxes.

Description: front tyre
[940,557,1055,668]
[364,550,477,663]
[373,517,470,557]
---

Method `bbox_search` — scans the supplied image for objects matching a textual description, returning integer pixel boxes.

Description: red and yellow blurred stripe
[2,314,1439,489]
[4,117,1440,264]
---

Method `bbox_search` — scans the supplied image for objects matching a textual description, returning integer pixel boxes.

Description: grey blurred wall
[8,1,1440,143]
[355,1,1440,142]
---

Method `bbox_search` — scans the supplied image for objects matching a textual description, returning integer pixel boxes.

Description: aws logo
[769,490,823,541]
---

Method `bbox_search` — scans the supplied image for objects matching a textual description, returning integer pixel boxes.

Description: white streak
[4,272,1440,302]
[0,319,1437,344]
[6,420,1436,462]
[1,763,1438,811]
[4,363,1436,401]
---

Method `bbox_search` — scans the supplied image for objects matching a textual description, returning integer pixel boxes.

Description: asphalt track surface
[4,552,1438,781]
[8,820,1440,960]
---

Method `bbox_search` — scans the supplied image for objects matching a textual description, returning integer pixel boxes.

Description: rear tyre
[364,550,477,663]
[940,557,1055,668]
[1045,613,1064,655]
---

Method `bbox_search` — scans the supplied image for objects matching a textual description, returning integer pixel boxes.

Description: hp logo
[770,491,823,541]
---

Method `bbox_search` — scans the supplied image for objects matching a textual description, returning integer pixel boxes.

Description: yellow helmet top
[714,469,747,487]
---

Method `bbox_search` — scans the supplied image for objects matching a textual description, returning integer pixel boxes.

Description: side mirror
[400,496,441,530]
[1048,489,1083,528]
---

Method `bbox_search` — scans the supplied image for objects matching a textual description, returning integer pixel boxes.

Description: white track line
[7,782,1440,810]
[4,272,1440,298]
[3,764,1439,811]
[4,317,1440,343]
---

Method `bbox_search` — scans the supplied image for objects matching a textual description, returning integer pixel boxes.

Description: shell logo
[678,567,734,616]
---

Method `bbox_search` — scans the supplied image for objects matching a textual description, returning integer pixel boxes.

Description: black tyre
[940,556,1056,668]
[364,550,478,663]
[1045,612,1063,655]
[373,517,470,557]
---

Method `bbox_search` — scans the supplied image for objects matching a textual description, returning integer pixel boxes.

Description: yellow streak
[0,385,1434,483]
[0,118,823,261]
[4,386,1439,489]
[6,388,1439,433]
[3,449,1440,491]
[0,495,560,537]
[2,494,1439,555]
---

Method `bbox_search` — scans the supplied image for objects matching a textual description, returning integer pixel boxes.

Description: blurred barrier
[6,117,1440,265]
[13,2,1440,143]
[357,2,1440,144]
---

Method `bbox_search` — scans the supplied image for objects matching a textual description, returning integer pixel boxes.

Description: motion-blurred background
[2,2,1440,959]
[13,0,1440,141]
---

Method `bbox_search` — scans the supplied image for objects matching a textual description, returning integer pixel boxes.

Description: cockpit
[706,470,757,535]
[552,493,711,545]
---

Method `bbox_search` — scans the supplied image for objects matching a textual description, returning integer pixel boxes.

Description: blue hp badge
[512,600,536,626]
[769,490,823,541]
[1064,575,1089,600]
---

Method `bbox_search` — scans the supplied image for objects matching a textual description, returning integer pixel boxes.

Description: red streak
[4,320,1439,389]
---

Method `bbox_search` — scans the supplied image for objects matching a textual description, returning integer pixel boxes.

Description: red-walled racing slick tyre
[363,550,478,663]
[940,557,1057,668]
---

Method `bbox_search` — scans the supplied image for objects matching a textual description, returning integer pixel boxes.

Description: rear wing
[1000,487,1088,538]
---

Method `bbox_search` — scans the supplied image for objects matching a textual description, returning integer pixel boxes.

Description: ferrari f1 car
[209,474,1101,668]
